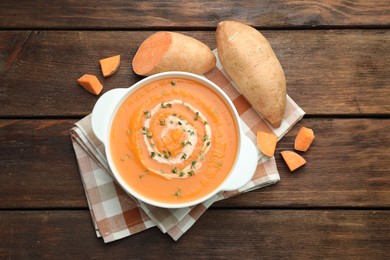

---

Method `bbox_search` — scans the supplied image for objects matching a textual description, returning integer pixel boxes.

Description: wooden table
[1,1,389,258]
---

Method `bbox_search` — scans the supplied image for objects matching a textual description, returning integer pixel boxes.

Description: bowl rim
[102,71,243,208]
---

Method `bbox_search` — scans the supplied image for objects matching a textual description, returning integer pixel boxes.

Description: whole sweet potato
[216,21,286,128]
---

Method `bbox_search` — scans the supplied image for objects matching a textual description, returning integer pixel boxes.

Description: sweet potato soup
[110,78,238,204]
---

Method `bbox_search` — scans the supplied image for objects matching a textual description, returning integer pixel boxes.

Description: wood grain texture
[0,120,87,208]
[0,0,389,29]
[0,30,389,117]
[0,210,389,259]
[1,118,389,209]
[217,118,390,208]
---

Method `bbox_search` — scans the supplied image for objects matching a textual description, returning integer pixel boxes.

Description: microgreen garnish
[158,153,162,157]
[161,102,172,108]
[150,143,156,147]
[172,167,177,174]
[178,121,183,125]
[150,152,156,158]
[120,153,131,161]
[191,160,197,169]
[202,134,208,142]
[204,121,208,125]
[179,171,185,177]
[163,150,171,159]
[206,141,211,146]
[187,130,195,136]
[186,105,191,111]
[171,81,176,86]
[159,119,166,126]
[142,127,153,139]
[217,162,222,167]
[143,110,151,119]
[194,112,199,121]
[172,113,177,116]
[187,170,194,176]
[174,188,181,197]
[199,151,205,161]
[181,153,187,160]
[139,174,145,179]
[181,141,192,147]
[144,169,150,173]
[127,129,131,135]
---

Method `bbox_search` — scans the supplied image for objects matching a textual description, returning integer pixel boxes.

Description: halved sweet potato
[132,31,216,76]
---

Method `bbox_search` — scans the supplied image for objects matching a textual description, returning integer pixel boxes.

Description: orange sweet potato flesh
[257,130,278,157]
[100,55,120,77]
[294,127,315,152]
[132,31,216,76]
[77,74,103,95]
[280,151,306,172]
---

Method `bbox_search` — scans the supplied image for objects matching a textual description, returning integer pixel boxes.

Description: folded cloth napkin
[70,49,305,242]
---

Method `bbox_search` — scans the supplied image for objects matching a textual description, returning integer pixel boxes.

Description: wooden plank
[217,118,390,208]
[1,118,389,209]
[0,30,389,117]
[0,120,87,207]
[0,210,389,258]
[0,31,31,77]
[0,0,389,29]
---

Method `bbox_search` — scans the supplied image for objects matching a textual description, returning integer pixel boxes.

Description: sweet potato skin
[216,21,286,128]
[133,31,216,76]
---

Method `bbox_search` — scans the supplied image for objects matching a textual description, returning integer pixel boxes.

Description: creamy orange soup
[110,78,238,204]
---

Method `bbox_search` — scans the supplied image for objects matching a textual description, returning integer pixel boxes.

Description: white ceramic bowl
[91,71,258,208]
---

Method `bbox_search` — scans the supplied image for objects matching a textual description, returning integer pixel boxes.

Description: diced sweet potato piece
[294,127,315,152]
[257,130,278,157]
[77,74,103,95]
[281,151,306,172]
[100,55,120,77]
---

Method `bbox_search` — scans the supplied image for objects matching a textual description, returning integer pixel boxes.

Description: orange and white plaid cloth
[70,49,305,242]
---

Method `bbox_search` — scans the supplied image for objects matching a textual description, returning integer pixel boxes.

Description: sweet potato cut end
[294,127,315,152]
[100,55,121,77]
[77,74,103,95]
[132,31,172,76]
[280,151,306,172]
[257,131,278,157]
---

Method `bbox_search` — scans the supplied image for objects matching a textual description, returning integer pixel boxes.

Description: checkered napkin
[70,49,305,242]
